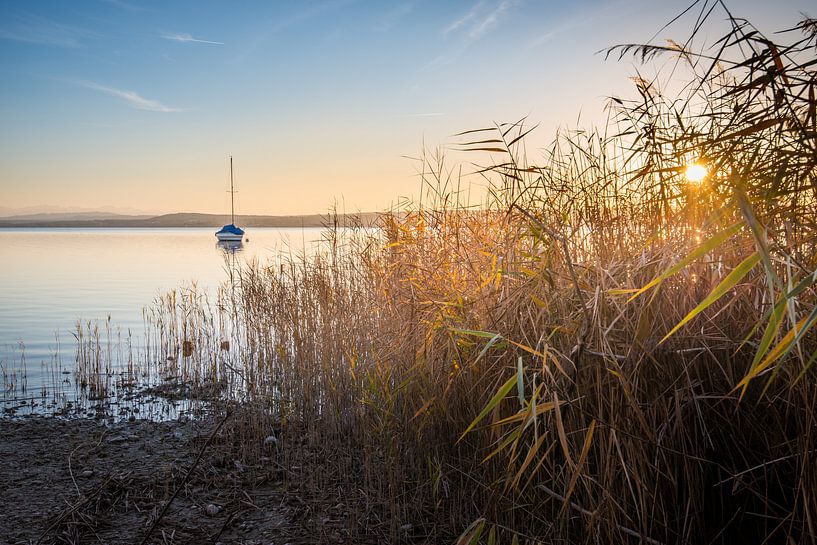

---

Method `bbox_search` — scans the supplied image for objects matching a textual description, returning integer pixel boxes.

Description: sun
[685,163,708,183]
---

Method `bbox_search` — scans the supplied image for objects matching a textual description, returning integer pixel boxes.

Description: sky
[0,0,813,216]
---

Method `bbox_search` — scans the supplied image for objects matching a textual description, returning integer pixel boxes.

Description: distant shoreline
[0,212,380,229]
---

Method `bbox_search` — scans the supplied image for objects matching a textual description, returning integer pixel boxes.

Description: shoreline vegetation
[5,3,817,544]
[0,212,381,229]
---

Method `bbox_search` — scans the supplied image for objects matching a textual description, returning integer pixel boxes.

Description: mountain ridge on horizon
[0,205,160,217]
[0,211,381,228]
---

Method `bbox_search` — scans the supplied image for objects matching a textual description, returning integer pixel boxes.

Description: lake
[0,227,328,413]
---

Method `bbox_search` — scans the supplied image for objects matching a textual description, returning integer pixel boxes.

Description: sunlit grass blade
[625,223,743,302]
[561,420,596,513]
[660,252,761,344]
[735,312,812,391]
[493,400,561,427]
[553,393,574,469]
[516,356,525,407]
[456,518,486,545]
[449,327,501,339]
[459,370,521,442]
[738,297,787,396]
[510,432,548,490]
[482,428,522,464]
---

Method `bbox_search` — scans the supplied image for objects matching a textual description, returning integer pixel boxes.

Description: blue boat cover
[216,224,245,235]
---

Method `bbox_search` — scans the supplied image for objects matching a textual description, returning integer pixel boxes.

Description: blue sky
[0,0,813,215]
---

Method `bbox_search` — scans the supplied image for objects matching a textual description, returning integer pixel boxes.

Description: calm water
[0,227,327,410]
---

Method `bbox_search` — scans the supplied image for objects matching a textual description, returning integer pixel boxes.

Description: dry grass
[76,3,817,543]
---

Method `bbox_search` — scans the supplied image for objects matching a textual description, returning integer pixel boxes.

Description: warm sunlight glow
[685,163,708,183]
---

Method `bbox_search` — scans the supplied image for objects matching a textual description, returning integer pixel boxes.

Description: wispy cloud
[443,0,515,40]
[0,12,95,48]
[78,81,184,112]
[235,0,358,62]
[467,0,514,40]
[443,1,485,36]
[527,2,620,49]
[429,0,518,69]
[162,32,224,45]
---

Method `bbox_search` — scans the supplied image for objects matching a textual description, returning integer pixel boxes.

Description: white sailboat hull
[216,232,244,241]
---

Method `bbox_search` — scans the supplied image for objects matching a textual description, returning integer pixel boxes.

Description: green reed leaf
[627,223,743,302]
[661,252,761,344]
[459,369,521,442]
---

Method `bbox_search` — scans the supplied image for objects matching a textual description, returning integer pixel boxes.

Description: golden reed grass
[76,3,817,543]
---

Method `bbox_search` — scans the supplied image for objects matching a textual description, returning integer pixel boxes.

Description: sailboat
[215,156,246,242]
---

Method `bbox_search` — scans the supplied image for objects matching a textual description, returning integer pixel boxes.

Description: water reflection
[216,240,244,254]
[217,239,244,285]
[0,227,329,415]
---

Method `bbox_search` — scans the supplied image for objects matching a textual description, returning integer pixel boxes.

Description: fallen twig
[139,411,231,545]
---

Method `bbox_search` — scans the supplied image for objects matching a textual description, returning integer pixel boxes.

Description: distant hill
[0,212,381,228]
[0,212,153,222]
[0,206,157,217]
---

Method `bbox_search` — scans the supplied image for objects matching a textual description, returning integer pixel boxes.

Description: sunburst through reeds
[73,3,817,543]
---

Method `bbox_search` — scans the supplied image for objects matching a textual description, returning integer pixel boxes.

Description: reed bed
[76,4,817,543]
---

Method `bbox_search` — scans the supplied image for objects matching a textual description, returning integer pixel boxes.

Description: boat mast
[229,156,235,225]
